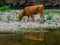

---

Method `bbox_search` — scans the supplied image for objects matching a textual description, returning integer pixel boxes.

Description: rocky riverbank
[0,10,60,32]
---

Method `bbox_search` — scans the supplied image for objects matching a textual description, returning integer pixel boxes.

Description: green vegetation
[44,10,49,15]
[44,9,60,15]
[38,19,45,23]
[46,14,53,20]
[0,5,11,11]
[0,16,2,21]
[17,27,48,32]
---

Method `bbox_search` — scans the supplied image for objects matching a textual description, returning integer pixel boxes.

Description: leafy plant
[0,6,5,11]
[46,14,53,20]
[38,19,45,23]
[0,5,11,11]
[44,10,49,15]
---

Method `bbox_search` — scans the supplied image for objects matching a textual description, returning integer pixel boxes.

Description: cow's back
[22,4,44,15]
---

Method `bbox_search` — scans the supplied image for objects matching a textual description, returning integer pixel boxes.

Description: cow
[18,4,45,22]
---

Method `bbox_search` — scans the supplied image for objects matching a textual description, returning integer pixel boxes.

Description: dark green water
[0,32,60,45]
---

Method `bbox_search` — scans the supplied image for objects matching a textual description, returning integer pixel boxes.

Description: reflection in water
[0,32,60,45]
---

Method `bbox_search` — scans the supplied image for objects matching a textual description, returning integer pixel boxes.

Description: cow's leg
[27,16,29,22]
[30,15,34,22]
[40,10,44,20]
[40,11,46,21]
[38,6,45,20]
[18,14,23,22]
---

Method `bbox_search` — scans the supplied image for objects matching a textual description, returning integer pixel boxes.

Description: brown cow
[18,4,45,22]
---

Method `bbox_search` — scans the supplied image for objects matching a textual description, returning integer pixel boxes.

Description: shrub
[0,5,11,11]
